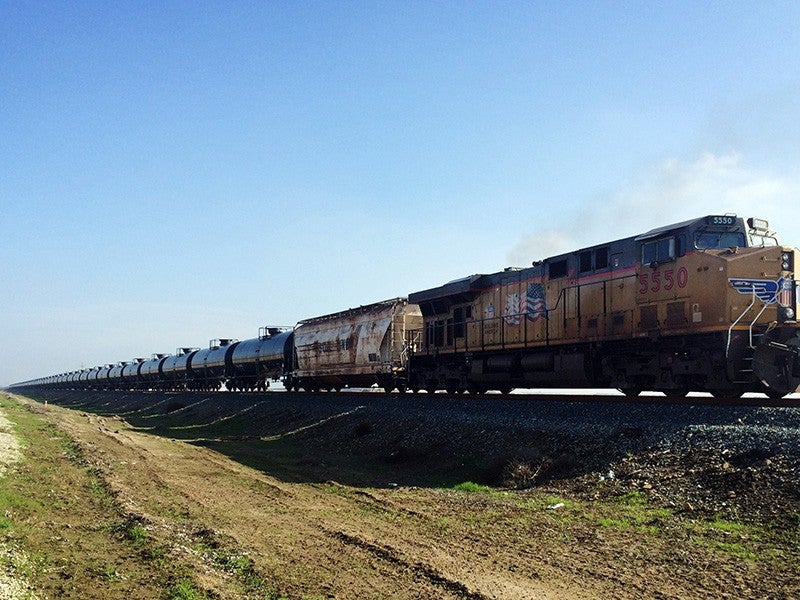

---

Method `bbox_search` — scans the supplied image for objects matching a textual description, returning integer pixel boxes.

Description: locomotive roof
[296,296,408,325]
[407,274,491,305]
[409,214,751,306]
[634,216,719,241]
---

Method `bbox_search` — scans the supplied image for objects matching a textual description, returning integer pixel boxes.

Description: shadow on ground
[12,388,773,490]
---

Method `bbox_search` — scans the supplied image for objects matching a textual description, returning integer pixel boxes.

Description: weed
[502,457,544,489]
[620,490,648,506]
[714,541,757,560]
[88,562,123,582]
[168,578,210,600]
[324,482,350,497]
[86,478,115,509]
[452,481,493,493]
[599,517,631,529]
[707,516,747,534]
[125,522,149,547]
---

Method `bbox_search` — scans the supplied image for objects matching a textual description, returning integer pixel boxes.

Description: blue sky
[2,1,800,386]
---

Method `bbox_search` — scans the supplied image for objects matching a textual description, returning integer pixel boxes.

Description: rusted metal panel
[293,298,422,380]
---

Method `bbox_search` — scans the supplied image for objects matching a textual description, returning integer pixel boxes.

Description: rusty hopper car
[408,215,800,398]
[287,298,423,392]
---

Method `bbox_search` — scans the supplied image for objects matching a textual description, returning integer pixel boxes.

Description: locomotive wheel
[618,387,642,398]
[499,387,512,395]
[764,387,788,400]
[664,388,690,399]
[710,388,744,399]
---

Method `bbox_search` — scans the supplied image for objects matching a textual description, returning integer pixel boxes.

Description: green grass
[452,481,493,493]
[167,578,211,600]
[125,523,149,547]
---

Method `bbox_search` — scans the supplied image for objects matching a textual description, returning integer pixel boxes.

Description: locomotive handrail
[747,301,772,348]
[727,286,756,357]
[726,285,767,356]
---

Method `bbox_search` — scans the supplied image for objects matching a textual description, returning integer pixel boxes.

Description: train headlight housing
[779,306,795,322]
[781,252,792,271]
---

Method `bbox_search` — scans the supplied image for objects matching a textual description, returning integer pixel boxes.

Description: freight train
[10,215,800,399]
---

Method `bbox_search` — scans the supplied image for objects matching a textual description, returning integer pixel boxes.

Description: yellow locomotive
[408,215,799,398]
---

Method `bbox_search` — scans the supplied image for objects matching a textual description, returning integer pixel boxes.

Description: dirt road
[4,391,800,599]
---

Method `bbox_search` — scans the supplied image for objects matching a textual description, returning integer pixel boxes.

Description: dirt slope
[52,405,572,599]
[5,391,800,599]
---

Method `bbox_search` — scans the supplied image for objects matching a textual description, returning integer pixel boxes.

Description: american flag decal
[777,278,793,307]
[526,283,548,321]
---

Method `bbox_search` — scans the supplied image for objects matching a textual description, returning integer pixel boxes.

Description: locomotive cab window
[642,237,675,265]
[579,251,592,273]
[595,247,609,269]
[579,247,609,273]
[548,259,569,279]
[452,305,472,338]
[695,231,746,250]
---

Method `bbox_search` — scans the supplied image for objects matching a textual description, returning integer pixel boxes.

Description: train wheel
[618,387,642,398]
[764,388,788,400]
[499,387,513,395]
[664,388,690,399]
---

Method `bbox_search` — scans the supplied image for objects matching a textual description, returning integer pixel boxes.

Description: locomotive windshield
[694,231,746,250]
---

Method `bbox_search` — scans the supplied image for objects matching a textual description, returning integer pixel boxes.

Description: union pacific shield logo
[728,277,789,305]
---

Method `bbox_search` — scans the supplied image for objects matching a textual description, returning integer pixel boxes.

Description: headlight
[782,252,792,271]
